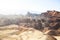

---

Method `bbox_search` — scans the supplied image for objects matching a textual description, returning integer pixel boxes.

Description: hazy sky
[0,0,60,15]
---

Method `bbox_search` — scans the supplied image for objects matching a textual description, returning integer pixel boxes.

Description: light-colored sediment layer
[0,25,60,40]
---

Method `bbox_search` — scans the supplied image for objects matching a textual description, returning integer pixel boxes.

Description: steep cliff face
[40,10,60,30]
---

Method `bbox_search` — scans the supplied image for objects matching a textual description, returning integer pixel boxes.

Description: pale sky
[0,0,60,15]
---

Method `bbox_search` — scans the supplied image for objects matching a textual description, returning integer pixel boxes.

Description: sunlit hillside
[0,24,60,40]
[0,10,60,40]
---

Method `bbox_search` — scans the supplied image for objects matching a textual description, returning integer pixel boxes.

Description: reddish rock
[40,10,60,30]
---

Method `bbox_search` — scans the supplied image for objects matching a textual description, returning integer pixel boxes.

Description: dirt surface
[0,25,60,40]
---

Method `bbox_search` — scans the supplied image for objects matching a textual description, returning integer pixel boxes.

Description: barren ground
[0,25,60,40]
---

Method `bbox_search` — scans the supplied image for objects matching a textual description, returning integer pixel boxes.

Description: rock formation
[40,10,60,36]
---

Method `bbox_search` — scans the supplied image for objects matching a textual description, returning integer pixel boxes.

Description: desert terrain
[0,25,60,40]
[0,10,60,40]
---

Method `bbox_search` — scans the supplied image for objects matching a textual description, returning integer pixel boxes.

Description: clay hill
[40,10,60,29]
[40,10,60,36]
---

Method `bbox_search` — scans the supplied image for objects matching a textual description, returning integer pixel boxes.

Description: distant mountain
[26,12,40,17]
